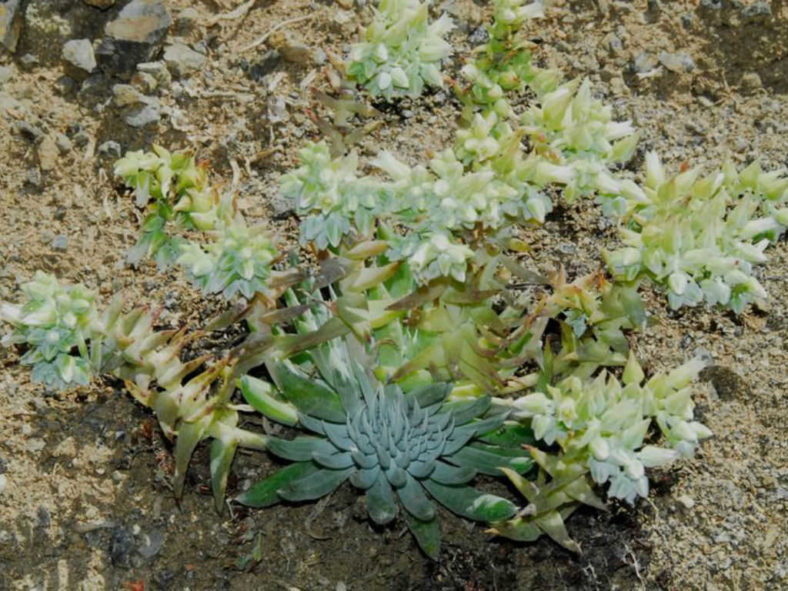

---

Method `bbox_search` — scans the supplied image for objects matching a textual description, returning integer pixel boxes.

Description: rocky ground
[0,0,786,589]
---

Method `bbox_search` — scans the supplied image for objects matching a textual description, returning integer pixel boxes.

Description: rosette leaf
[237,337,531,559]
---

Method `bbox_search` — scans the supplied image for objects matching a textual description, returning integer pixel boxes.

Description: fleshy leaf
[268,361,346,422]
[398,474,436,522]
[277,467,354,502]
[366,473,398,524]
[239,375,298,426]
[266,436,338,462]
[237,462,320,507]
[423,480,517,522]
[404,513,442,561]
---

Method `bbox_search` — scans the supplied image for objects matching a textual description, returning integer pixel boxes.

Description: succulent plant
[177,219,279,300]
[488,446,604,553]
[237,337,532,558]
[604,153,788,312]
[509,353,710,502]
[372,148,550,284]
[347,0,454,99]
[279,141,386,249]
[97,300,269,510]
[0,0,737,559]
[459,0,555,120]
[522,79,638,164]
[0,272,99,389]
[490,353,710,551]
[115,145,219,266]
[519,78,639,202]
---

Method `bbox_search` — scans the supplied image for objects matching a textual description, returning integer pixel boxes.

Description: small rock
[632,52,658,74]
[51,235,68,251]
[740,72,762,92]
[73,130,90,148]
[55,75,78,95]
[62,39,97,79]
[110,526,134,567]
[0,0,24,52]
[0,474,5,495]
[137,529,165,559]
[269,194,294,220]
[124,101,160,127]
[26,438,46,452]
[26,167,43,188]
[19,53,38,69]
[468,26,489,45]
[742,1,771,18]
[175,7,200,37]
[130,71,157,93]
[609,76,627,95]
[37,505,51,528]
[692,347,713,363]
[608,35,623,54]
[0,64,13,83]
[658,52,695,73]
[278,43,313,64]
[112,83,146,107]
[53,436,77,457]
[84,0,116,8]
[16,121,44,143]
[700,365,750,401]
[248,50,281,82]
[677,495,695,509]
[78,73,112,105]
[55,133,72,154]
[137,61,171,88]
[105,0,171,43]
[97,0,172,78]
[98,140,122,158]
[154,570,175,588]
[38,136,59,171]
[163,42,206,77]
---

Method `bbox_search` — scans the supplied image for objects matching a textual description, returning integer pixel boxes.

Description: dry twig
[240,13,316,53]
[207,0,257,26]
